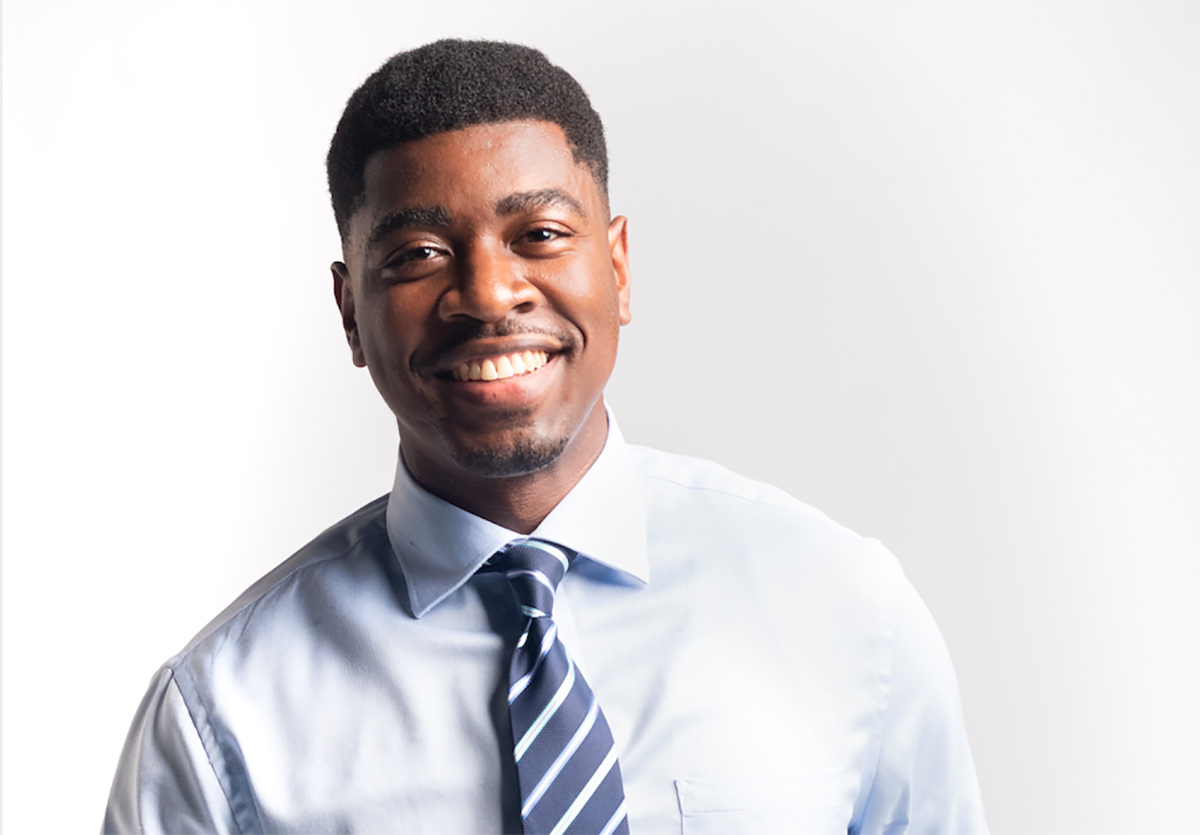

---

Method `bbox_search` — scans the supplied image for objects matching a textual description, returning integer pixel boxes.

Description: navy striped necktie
[487,538,630,835]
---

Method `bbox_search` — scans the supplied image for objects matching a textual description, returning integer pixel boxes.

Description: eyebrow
[366,205,452,249]
[494,188,586,220]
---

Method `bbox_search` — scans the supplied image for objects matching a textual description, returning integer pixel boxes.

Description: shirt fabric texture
[103,415,987,833]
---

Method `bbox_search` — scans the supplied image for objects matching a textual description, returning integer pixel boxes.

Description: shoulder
[628,443,814,512]
[170,494,393,665]
[629,444,893,561]
[628,443,907,623]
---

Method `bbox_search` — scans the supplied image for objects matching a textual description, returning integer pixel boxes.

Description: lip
[420,336,566,380]
[436,352,562,408]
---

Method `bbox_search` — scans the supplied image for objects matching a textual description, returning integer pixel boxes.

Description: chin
[447,432,572,479]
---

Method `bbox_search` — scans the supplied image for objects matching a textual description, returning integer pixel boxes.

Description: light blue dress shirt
[104,415,987,833]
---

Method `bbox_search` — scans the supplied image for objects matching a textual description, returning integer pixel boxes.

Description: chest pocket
[675,771,849,834]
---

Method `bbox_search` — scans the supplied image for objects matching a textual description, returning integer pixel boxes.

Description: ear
[331,262,366,367]
[607,215,632,326]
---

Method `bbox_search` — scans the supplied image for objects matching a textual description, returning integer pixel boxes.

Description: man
[105,39,986,834]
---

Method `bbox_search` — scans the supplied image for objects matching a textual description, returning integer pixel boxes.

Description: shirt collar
[385,409,649,618]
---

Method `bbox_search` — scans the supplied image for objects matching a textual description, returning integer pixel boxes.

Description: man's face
[334,120,631,492]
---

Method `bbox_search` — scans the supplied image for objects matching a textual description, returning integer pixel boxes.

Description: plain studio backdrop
[3,1,1197,833]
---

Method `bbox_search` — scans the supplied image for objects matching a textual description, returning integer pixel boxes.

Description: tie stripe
[598,801,629,835]
[489,539,630,835]
[548,746,621,835]
[522,695,601,817]
[514,656,577,761]
[509,568,557,595]
[518,538,571,571]
[509,621,559,702]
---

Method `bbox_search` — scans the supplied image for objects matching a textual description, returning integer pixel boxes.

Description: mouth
[447,350,551,382]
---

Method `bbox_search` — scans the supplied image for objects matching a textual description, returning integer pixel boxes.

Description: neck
[403,407,609,534]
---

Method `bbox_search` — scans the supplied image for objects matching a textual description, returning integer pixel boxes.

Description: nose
[436,242,539,323]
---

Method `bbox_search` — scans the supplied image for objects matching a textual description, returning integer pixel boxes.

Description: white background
[3,2,1197,833]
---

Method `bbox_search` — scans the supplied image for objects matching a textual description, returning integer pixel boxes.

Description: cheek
[372,285,430,339]
[582,284,625,343]
[358,296,424,378]
[560,286,623,370]
[552,255,624,333]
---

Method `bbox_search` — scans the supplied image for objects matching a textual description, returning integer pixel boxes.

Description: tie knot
[488,539,571,620]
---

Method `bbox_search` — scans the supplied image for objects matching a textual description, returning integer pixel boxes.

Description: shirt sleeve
[852,575,989,834]
[103,667,238,835]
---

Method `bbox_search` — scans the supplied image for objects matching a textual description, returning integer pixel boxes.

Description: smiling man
[104,40,987,834]
[332,117,629,531]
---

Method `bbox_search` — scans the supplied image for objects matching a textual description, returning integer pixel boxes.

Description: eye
[524,228,561,243]
[516,225,574,254]
[393,245,441,263]
[378,242,449,282]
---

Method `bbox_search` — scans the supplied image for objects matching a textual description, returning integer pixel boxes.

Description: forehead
[351,121,603,240]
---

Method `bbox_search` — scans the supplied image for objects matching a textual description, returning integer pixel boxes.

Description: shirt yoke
[171,494,392,663]
[627,443,874,540]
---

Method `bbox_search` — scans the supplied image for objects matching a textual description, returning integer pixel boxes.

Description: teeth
[452,350,549,382]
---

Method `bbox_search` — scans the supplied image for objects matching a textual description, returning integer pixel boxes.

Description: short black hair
[326,39,608,240]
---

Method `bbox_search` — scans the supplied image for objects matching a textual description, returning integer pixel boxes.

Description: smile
[451,350,550,382]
